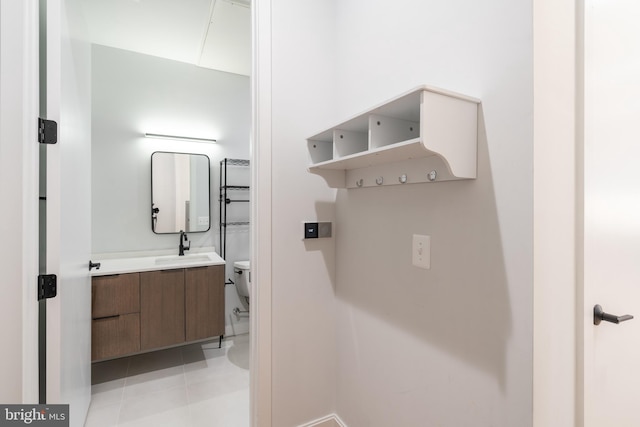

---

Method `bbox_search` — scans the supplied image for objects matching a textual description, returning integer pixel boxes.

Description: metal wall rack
[219,158,250,260]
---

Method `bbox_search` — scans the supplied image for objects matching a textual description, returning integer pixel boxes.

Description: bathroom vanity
[90,252,225,361]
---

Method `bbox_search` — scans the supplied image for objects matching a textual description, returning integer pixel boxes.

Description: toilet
[233,260,251,304]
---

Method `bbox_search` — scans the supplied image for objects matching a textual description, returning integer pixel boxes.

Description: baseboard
[297,414,347,427]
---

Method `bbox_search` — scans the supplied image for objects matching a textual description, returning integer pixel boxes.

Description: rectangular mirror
[151,151,211,233]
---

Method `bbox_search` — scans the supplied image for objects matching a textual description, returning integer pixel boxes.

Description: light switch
[412,234,431,269]
[304,222,319,239]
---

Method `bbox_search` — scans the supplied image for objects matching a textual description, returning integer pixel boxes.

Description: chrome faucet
[178,230,190,256]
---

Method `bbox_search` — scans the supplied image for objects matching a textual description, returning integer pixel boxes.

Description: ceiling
[82,0,251,76]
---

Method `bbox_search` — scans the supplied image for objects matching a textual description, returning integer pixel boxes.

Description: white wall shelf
[307,85,481,188]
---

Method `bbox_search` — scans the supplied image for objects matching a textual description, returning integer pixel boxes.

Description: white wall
[0,1,27,403]
[262,0,533,426]
[330,2,533,425]
[267,0,533,425]
[269,0,339,425]
[0,0,40,403]
[91,45,251,335]
[330,1,533,426]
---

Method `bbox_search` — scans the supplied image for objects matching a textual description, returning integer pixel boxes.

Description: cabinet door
[185,265,224,341]
[92,273,140,318]
[140,269,185,350]
[92,314,140,361]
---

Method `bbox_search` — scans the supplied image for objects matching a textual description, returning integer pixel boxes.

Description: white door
[583,0,640,425]
[43,0,92,425]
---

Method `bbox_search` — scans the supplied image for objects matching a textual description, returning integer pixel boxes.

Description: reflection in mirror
[151,151,210,234]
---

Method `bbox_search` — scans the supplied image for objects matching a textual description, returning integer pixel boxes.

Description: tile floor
[84,334,250,427]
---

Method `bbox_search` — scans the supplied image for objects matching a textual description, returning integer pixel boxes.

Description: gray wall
[267,0,533,425]
[331,1,533,425]
[91,45,251,335]
[269,0,340,425]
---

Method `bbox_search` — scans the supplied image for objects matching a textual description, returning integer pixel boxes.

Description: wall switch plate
[412,234,431,269]
[198,216,209,226]
[303,221,332,239]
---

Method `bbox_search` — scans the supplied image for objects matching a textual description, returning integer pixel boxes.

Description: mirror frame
[150,151,211,234]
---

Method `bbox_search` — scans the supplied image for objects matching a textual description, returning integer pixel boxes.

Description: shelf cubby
[307,137,333,164]
[307,85,480,188]
[369,114,419,149]
[334,129,368,157]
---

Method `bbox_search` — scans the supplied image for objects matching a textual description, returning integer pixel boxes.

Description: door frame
[1,0,273,414]
[251,0,273,425]
[532,0,583,425]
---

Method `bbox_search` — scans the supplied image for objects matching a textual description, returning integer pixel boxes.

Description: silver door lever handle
[594,304,634,325]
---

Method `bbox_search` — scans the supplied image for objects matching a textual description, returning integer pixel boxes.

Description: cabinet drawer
[91,313,140,361]
[92,273,140,318]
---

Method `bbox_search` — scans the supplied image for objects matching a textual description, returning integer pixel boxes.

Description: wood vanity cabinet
[140,269,185,350]
[92,264,225,361]
[91,273,141,361]
[185,265,224,342]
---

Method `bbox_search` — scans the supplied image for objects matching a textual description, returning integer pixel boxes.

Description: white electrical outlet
[198,216,210,226]
[412,234,431,269]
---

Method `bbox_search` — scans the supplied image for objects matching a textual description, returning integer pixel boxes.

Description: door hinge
[38,118,58,144]
[37,274,57,300]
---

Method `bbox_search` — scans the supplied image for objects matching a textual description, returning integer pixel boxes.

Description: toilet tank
[233,260,251,299]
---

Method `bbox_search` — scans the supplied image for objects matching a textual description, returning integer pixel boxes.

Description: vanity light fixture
[144,133,217,144]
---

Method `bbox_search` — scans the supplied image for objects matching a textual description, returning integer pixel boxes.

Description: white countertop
[91,251,225,276]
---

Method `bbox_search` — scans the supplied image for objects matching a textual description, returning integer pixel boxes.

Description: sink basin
[154,254,212,265]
